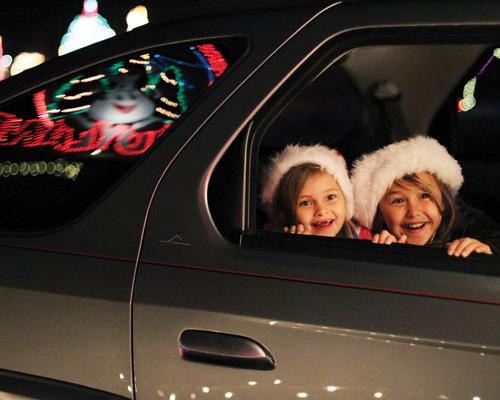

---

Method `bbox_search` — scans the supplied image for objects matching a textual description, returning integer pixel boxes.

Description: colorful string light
[0,159,83,180]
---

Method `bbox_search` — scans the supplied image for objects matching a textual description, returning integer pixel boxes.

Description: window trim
[239,26,500,271]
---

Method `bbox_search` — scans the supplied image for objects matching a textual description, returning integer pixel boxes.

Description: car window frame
[239,25,500,274]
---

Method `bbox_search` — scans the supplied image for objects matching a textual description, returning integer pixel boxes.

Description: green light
[0,160,83,180]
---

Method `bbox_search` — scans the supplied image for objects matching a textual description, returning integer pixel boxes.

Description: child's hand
[372,230,407,245]
[446,237,492,257]
[283,224,313,235]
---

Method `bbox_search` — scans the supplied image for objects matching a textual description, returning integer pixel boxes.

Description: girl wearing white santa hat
[261,144,362,238]
[351,135,500,257]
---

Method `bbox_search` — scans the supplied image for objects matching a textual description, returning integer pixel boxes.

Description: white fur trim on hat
[351,135,464,229]
[261,144,354,219]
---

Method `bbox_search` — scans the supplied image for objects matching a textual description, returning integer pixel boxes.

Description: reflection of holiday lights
[130,59,149,65]
[155,108,180,119]
[33,90,54,129]
[60,91,94,101]
[160,72,177,85]
[161,97,178,107]
[61,105,92,113]
[0,159,83,180]
[0,112,170,156]
[81,74,105,83]
[191,46,214,85]
[458,47,500,112]
[119,68,129,74]
[196,44,228,77]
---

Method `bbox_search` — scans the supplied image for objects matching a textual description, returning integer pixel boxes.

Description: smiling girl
[261,144,358,238]
[351,135,500,257]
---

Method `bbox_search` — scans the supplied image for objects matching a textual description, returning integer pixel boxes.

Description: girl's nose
[406,199,421,216]
[314,203,329,216]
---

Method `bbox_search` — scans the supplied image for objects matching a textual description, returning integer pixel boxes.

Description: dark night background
[1,0,322,61]
[1,1,177,59]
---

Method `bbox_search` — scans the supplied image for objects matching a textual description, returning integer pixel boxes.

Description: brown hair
[272,163,355,238]
[372,172,457,244]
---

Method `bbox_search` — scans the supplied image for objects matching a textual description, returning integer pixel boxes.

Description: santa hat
[351,135,463,229]
[261,144,354,218]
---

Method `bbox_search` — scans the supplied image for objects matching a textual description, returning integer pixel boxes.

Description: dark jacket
[433,202,500,254]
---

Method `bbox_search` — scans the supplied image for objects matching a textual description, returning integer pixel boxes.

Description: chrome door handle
[178,329,275,370]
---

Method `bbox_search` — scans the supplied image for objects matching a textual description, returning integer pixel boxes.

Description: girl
[261,144,358,238]
[351,135,500,257]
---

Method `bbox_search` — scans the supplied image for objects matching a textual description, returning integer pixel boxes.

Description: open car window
[209,40,500,265]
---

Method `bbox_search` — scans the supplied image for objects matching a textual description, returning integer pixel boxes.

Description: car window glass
[0,39,244,233]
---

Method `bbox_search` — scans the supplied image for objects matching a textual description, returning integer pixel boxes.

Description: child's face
[295,172,347,237]
[379,172,443,245]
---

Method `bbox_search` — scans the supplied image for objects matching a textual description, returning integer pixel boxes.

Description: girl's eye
[420,192,431,200]
[298,200,311,207]
[391,198,404,205]
[326,193,336,201]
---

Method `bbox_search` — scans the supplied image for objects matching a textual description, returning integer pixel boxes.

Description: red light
[196,44,228,77]
[0,112,171,156]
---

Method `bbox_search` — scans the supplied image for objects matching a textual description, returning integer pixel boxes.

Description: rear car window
[0,39,244,233]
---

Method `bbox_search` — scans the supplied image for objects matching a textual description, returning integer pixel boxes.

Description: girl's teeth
[315,220,332,227]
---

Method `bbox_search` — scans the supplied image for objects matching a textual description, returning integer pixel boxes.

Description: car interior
[209,42,500,253]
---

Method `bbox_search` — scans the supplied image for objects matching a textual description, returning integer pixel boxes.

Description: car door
[133,2,500,399]
[0,17,254,399]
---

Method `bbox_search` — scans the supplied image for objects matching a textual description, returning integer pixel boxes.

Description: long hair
[372,172,457,244]
[272,163,355,238]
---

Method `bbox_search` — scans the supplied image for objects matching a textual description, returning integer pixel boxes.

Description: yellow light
[10,52,46,76]
[459,77,477,112]
[61,105,92,113]
[160,72,177,85]
[155,107,179,119]
[81,74,105,82]
[62,91,94,100]
[129,59,149,65]
[160,97,178,107]
[126,6,149,31]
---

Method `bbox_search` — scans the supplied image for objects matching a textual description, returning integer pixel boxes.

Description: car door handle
[178,329,275,370]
